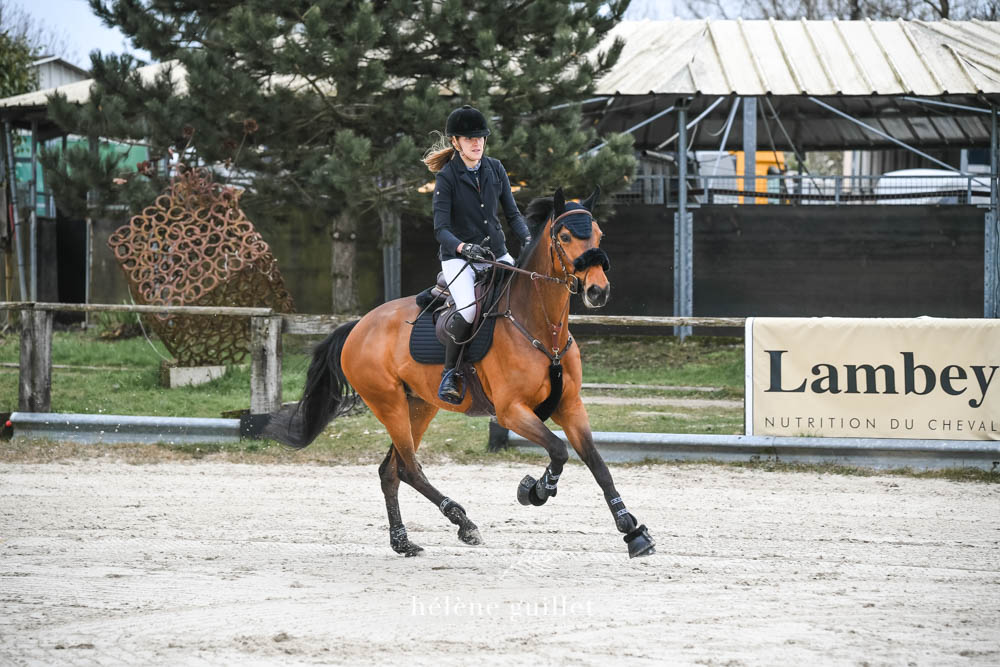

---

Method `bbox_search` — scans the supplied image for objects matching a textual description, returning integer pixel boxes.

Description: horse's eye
[559,233,571,243]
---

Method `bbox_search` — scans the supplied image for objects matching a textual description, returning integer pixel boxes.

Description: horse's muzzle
[583,283,610,308]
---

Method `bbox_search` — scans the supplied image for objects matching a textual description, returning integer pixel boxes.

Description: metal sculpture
[108,166,294,366]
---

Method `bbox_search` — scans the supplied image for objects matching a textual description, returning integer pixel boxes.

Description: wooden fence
[1,302,744,416]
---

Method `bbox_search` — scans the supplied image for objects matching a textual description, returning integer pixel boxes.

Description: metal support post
[380,205,401,302]
[987,105,999,318]
[29,120,37,301]
[742,96,757,200]
[85,136,99,328]
[4,122,27,302]
[674,100,693,340]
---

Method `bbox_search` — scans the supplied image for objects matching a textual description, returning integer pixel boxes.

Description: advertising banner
[746,318,1000,440]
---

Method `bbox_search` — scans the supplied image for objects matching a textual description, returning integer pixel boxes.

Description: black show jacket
[432,154,529,261]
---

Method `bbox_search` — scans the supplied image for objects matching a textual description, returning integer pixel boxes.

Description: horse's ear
[582,186,601,211]
[552,188,565,217]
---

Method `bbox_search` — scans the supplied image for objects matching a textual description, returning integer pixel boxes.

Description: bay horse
[265,188,655,559]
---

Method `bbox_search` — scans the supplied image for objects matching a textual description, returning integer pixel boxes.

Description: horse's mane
[518,196,553,268]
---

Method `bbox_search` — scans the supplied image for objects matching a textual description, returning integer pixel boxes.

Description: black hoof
[458,525,483,545]
[517,475,548,506]
[391,540,425,557]
[390,527,424,557]
[443,504,484,546]
[624,524,656,559]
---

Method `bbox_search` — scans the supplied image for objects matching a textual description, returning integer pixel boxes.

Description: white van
[874,168,992,205]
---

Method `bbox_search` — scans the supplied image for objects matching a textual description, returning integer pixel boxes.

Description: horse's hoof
[517,475,536,505]
[459,526,483,546]
[395,542,424,557]
[625,524,656,559]
[391,527,424,557]
[516,475,548,506]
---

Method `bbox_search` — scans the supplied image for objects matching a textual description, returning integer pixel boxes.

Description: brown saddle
[430,270,498,346]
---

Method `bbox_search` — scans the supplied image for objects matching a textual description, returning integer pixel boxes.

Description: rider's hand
[521,235,532,249]
[460,243,488,261]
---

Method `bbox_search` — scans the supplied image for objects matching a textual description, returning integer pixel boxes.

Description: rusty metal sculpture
[108,166,294,366]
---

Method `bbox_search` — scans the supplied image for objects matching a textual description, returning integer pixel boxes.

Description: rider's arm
[432,171,463,255]
[497,163,530,243]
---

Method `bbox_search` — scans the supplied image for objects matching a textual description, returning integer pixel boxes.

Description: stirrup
[438,368,466,404]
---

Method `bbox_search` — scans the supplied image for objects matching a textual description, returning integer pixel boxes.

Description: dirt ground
[1,459,998,666]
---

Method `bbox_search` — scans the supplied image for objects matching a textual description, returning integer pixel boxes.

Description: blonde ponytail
[422,133,455,173]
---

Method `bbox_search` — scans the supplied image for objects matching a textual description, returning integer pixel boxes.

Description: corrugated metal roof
[597,19,1000,97]
[0,61,187,110]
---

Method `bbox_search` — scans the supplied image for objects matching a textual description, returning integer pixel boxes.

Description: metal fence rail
[617,173,995,206]
[506,430,1000,471]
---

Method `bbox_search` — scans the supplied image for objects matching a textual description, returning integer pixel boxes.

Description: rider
[423,104,532,404]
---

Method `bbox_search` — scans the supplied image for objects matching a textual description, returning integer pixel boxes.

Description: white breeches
[441,254,514,324]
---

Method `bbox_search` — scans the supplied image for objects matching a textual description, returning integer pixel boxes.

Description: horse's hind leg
[374,392,482,553]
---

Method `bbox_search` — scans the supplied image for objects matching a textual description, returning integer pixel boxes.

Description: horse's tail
[264,320,360,448]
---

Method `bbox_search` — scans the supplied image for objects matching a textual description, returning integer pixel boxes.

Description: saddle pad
[409,310,498,365]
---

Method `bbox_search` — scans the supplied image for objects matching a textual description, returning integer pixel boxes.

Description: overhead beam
[807,96,963,173]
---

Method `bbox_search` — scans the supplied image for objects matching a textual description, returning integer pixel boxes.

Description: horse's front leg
[552,398,656,558]
[497,403,568,507]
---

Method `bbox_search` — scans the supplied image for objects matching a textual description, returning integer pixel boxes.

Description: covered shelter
[0,62,182,310]
[588,19,1000,332]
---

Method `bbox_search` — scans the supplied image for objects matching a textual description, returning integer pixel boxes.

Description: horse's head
[542,187,610,308]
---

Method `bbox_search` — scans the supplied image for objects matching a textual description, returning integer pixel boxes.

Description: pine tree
[43,0,635,313]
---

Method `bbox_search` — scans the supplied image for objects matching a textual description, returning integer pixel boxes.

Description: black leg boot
[438,315,472,404]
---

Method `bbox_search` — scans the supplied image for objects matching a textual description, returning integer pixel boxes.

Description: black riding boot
[438,315,473,404]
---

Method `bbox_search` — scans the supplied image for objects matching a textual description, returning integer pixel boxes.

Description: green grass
[0,330,314,418]
[577,336,744,397]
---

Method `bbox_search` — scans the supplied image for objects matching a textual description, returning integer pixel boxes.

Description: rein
[463,256,565,285]
[473,207,595,294]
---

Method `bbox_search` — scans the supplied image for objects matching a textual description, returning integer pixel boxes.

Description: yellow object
[734,151,785,204]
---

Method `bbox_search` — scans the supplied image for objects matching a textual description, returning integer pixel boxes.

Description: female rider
[422,105,531,404]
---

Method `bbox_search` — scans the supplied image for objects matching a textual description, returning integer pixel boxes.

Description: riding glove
[460,243,488,261]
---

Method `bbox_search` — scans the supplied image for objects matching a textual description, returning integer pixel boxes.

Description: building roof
[2,20,996,151]
[596,19,1000,97]
[589,20,1000,151]
[0,61,186,112]
[32,56,91,81]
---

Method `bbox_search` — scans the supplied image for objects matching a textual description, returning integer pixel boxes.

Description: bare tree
[0,1,71,59]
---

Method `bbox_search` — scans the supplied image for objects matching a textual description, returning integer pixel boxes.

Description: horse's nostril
[587,285,609,305]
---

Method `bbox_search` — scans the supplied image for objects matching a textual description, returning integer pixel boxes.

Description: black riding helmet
[445,105,491,138]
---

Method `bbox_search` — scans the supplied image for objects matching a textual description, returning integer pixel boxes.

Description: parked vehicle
[874,169,991,204]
